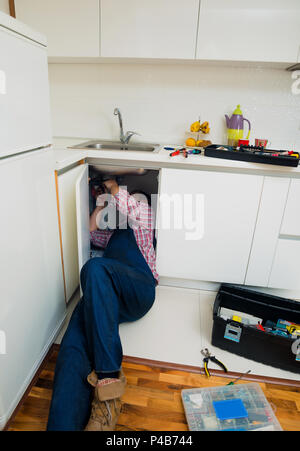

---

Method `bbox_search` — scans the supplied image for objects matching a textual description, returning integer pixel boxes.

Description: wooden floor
[6,348,300,431]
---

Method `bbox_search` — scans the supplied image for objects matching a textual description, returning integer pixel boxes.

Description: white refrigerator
[0,12,65,429]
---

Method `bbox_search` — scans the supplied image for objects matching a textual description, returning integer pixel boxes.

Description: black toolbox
[204,144,299,167]
[212,284,300,374]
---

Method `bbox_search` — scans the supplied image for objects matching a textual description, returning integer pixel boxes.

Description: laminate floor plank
[6,348,300,431]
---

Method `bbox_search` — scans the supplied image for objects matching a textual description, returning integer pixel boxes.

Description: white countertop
[52,137,300,177]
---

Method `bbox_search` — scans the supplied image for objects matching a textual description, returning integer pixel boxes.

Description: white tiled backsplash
[48,62,300,150]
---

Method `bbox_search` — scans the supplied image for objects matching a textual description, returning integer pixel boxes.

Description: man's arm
[90,195,113,248]
[90,206,103,232]
[103,179,153,230]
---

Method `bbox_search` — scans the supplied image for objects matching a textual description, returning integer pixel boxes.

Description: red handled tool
[169,149,181,157]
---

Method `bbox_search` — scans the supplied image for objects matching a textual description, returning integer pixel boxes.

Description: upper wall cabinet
[100,0,200,59]
[196,0,300,64]
[14,0,100,57]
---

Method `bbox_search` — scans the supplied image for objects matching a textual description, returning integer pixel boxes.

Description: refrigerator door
[0,20,51,158]
[0,149,65,429]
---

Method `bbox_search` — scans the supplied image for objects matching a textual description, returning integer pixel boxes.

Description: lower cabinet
[246,176,300,290]
[156,168,263,284]
[57,161,300,292]
[268,178,300,290]
[280,179,300,237]
[245,177,290,287]
[268,239,300,290]
[57,162,160,291]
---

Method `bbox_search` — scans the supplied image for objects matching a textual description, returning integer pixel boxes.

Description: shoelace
[92,398,118,425]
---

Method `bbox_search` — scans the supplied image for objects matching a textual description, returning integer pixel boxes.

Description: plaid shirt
[90,188,159,282]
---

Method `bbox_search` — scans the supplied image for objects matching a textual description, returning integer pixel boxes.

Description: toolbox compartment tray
[212,284,300,374]
[204,145,299,167]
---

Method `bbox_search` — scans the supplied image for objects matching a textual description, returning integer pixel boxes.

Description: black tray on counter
[204,144,299,167]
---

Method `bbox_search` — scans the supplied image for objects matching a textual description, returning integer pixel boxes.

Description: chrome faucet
[114,108,139,145]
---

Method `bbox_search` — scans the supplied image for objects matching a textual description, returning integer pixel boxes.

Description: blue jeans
[47,228,156,431]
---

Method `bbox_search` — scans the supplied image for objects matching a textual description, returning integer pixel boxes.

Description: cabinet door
[15,0,100,57]
[0,26,51,157]
[245,177,290,287]
[267,179,300,290]
[76,164,90,274]
[101,0,200,59]
[268,239,300,290]
[0,150,65,426]
[57,166,86,302]
[156,168,263,284]
[280,179,300,237]
[196,0,300,63]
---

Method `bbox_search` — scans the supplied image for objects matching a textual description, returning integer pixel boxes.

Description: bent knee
[80,257,112,286]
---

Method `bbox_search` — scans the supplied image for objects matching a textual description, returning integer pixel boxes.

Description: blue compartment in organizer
[212,399,248,420]
[181,383,282,431]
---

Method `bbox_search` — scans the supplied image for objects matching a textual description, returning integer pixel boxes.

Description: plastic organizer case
[181,383,282,431]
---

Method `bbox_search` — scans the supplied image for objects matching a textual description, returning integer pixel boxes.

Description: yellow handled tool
[201,348,228,378]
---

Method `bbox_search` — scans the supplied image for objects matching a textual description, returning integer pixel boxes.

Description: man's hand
[103,179,119,196]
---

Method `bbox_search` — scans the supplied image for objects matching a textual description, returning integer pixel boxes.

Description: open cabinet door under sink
[76,164,90,277]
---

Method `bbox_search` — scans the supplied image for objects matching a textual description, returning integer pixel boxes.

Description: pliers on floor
[201,348,228,377]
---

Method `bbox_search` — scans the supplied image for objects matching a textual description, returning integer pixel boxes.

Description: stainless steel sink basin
[69,140,161,153]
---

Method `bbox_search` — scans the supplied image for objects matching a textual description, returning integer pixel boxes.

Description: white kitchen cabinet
[196,0,300,64]
[14,0,100,57]
[100,0,200,59]
[266,178,300,290]
[280,179,300,237]
[156,168,263,284]
[0,23,51,157]
[268,239,300,289]
[245,177,290,287]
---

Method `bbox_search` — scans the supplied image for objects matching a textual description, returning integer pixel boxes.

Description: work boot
[85,370,126,431]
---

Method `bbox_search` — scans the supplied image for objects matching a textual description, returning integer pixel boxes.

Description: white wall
[48,62,300,150]
[0,0,9,14]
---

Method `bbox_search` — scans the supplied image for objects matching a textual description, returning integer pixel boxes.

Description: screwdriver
[227,370,251,385]
[169,149,181,157]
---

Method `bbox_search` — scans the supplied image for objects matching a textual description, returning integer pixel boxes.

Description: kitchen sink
[69,140,161,153]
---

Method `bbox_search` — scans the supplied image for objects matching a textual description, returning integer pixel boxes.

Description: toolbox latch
[224,322,242,343]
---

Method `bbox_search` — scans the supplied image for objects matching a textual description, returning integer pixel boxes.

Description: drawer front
[281,179,300,237]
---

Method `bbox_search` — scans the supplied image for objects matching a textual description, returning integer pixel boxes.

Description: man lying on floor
[47,178,158,431]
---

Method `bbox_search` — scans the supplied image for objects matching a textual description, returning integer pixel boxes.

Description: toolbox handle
[220,284,300,307]
[219,290,300,316]
[213,292,222,317]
